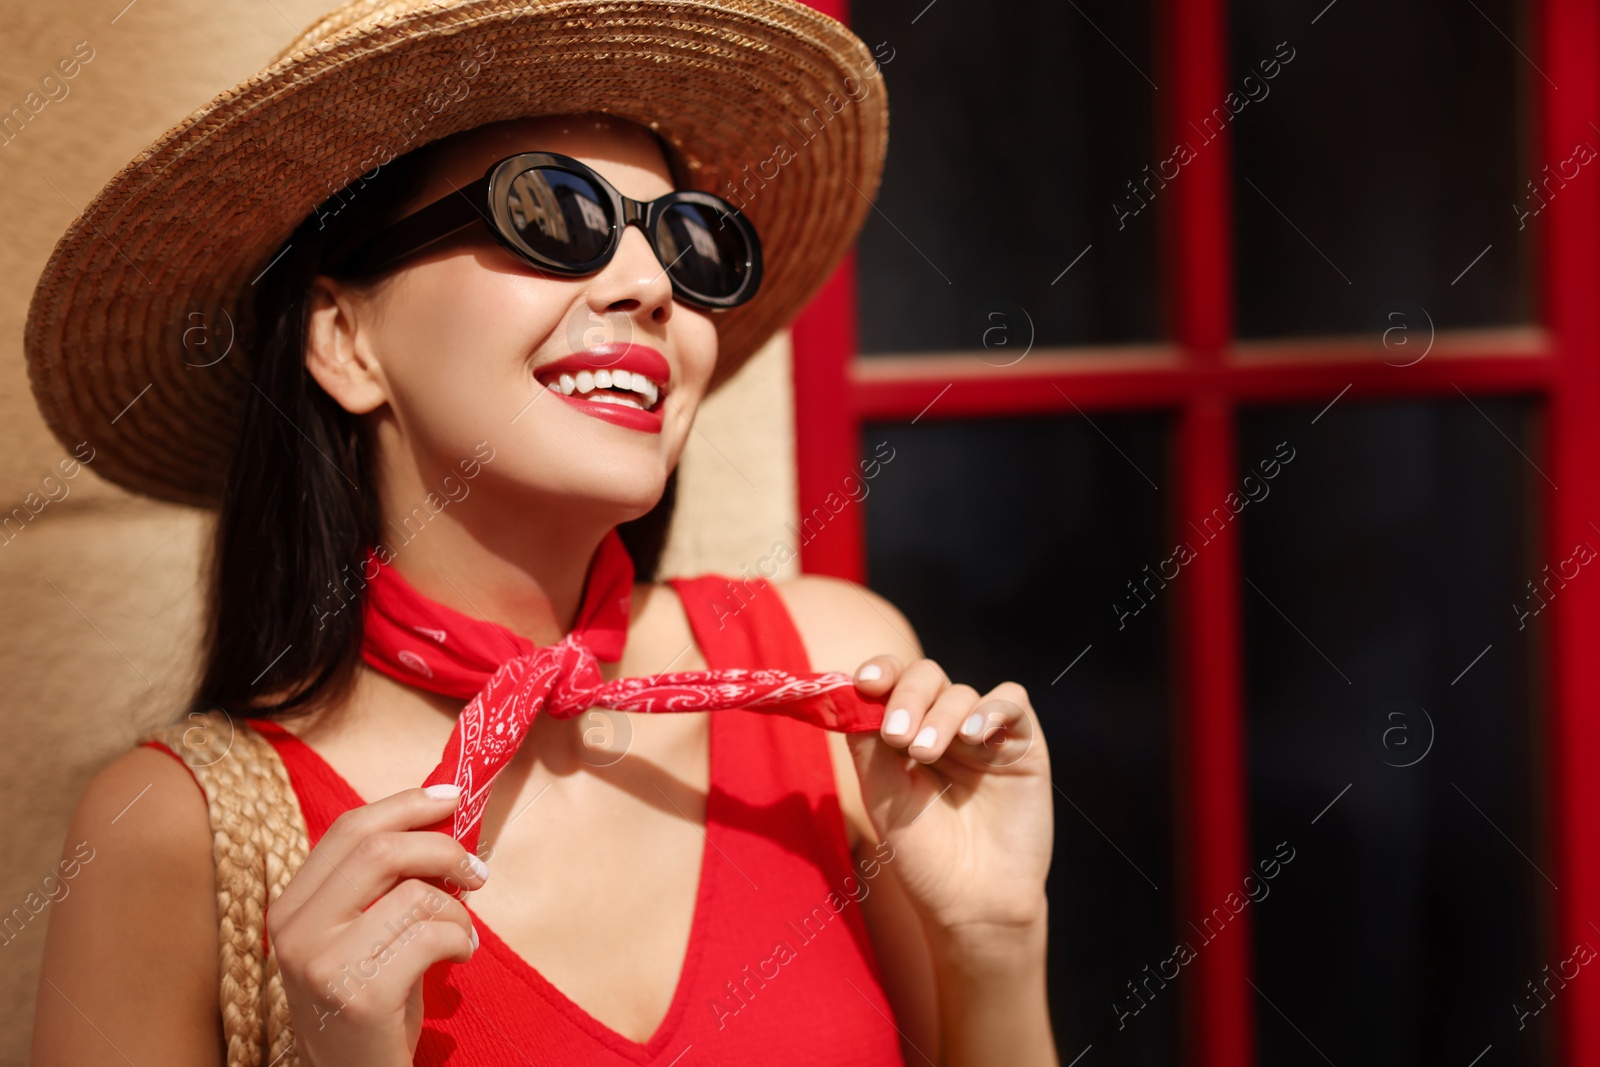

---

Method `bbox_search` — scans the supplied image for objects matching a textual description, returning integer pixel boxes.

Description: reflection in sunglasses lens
[655,201,748,299]
[507,167,613,263]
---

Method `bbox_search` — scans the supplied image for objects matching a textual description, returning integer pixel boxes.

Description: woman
[26,1,1056,1064]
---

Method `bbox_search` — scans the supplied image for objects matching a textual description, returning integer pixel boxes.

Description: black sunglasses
[322,151,763,310]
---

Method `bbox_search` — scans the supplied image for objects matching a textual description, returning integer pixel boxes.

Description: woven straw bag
[140,710,307,1066]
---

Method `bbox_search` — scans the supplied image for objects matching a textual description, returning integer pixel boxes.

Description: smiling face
[304,113,719,540]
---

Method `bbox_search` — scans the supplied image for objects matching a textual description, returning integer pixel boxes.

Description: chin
[542,475,672,520]
[614,481,673,518]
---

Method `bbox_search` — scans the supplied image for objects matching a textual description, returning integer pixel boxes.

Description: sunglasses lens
[654,200,753,301]
[504,166,615,265]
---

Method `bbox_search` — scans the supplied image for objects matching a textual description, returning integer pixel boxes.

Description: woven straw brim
[24,0,887,508]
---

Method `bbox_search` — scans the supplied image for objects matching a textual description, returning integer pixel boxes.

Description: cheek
[374,261,573,440]
[658,310,719,456]
[680,310,720,389]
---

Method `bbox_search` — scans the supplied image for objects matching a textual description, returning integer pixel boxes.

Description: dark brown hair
[190,129,678,723]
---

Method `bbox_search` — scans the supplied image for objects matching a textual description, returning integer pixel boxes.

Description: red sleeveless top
[145,573,908,1066]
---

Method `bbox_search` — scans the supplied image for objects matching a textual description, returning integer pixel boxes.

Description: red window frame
[789,0,1600,1063]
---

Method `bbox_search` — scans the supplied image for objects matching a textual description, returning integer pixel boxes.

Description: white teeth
[546,366,663,409]
[586,393,645,409]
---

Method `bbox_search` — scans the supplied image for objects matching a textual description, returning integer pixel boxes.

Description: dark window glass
[1239,400,1546,1066]
[852,0,1159,354]
[1230,0,1532,337]
[861,414,1175,1063]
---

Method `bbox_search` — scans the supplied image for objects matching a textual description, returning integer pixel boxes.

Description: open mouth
[535,367,665,414]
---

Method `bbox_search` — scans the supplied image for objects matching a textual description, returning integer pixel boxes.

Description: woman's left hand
[845,655,1054,949]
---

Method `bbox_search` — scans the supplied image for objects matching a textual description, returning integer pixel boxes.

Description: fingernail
[468,854,490,882]
[884,708,910,735]
[857,664,883,682]
[424,783,461,800]
[912,725,937,749]
[962,712,985,738]
[469,923,479,951]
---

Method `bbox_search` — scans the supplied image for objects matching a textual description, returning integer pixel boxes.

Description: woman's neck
[374,505,619,649]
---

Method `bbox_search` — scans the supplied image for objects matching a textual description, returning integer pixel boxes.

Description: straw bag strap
[140,710,308,1067]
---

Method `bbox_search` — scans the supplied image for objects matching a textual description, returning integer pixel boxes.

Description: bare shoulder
[32,743,223,1065]
[767,574,925,852]
[768,573,925,671]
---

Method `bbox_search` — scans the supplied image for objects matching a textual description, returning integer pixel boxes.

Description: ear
[305,274,389,415]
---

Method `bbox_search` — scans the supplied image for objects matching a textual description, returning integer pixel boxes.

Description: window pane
[852,1,1159,354]
[1230,0,1531,337]
[1238,400,1546,1065]
[861,414,1175,1063]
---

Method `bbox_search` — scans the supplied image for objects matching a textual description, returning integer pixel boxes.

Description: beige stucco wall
[0,1,799,1060]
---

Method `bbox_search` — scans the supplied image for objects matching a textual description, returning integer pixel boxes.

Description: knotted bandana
[360,527,886,877]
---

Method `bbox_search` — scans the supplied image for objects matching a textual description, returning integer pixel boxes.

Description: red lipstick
[535,344,671,390]
[533,344,670,434]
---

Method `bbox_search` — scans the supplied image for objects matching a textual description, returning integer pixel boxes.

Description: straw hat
[22,0,888,508]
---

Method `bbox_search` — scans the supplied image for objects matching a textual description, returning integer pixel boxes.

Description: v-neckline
[250,712,720,1059]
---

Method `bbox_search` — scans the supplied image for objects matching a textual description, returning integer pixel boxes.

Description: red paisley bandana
[360,527,886,873]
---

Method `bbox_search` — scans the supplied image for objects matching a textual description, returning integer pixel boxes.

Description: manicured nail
[469,923,479,951]
[912,725,937,749]
[884,708,910,735]
[467,854,490,882]
[424,783,461,800]
[858,664,883,682]
[962,712,985,738]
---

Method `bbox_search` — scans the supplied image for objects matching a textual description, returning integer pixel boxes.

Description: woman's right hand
[268,784,488,1066]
